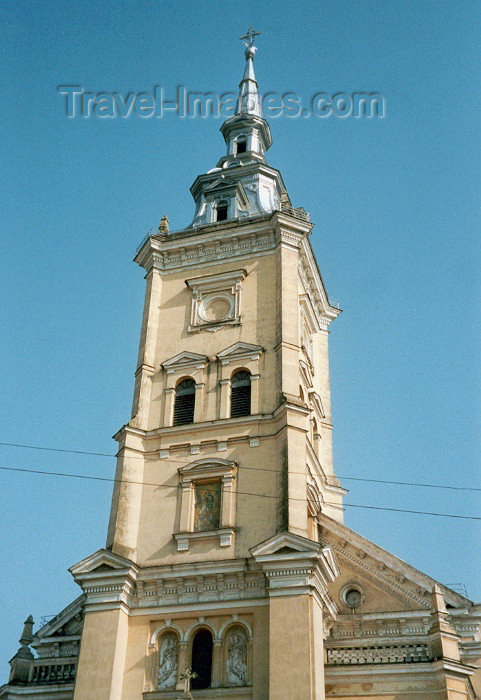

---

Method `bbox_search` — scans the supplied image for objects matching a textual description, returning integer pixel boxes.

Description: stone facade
[1,34,480,700]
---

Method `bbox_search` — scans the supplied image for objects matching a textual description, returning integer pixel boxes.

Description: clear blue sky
[1,0,480,677]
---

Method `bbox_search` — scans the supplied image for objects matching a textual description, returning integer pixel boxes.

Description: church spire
[217,27,272,166]
[236,27,262,117]
[188,29,284,228]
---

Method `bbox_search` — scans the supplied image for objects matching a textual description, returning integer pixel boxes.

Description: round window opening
[343,587,362,609]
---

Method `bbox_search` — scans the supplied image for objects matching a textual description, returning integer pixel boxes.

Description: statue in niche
[194,481,221,531]
[226,629,247,686]
[157,633,178,690]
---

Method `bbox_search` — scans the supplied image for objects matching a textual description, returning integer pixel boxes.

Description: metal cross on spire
[240,26,262,48]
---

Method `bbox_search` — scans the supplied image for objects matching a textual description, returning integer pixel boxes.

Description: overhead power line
[0,441,479,493]
[0,464,479,522]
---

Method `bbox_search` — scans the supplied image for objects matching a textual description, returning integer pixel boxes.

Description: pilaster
[132,267,163,428]
[69,550,138,700]
[251,532,339,700]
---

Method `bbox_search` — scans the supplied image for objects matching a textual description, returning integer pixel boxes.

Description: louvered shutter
[173,379,196,425]
[230,371,251,418]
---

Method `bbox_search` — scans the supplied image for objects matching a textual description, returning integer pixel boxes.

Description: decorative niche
[185,269,247,332]
[174,459,238,552]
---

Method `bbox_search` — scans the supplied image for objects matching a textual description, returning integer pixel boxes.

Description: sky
[1,0,480,679]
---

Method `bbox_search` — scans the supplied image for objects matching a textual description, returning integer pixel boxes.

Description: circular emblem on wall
[198,292,234,323]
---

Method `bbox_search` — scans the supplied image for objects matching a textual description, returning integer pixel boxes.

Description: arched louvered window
[230,370,251,418]
[191,629,213,689]
[173,378,195,426]
[216,201,228,222]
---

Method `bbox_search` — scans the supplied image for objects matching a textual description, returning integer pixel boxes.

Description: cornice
[134,215,277,272]
[134,210,317,276]
[189,160,282,201]
[70,550,139,610]
[319,514,471,610]
[298,238,341,330]
[250,533,340,616]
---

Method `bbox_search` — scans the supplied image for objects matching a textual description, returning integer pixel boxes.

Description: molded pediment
[69,548,137,577]
[204,178,247,201]
[318,513,471,611]
[299,359,314,389]
[178,458,237,481]
[161,351,209,370]
[251,532,340,586]
[251,531,323,558]
[34,595,84,641]
[217,342,263,360]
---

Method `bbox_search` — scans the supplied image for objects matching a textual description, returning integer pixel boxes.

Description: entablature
[134,211,322,279]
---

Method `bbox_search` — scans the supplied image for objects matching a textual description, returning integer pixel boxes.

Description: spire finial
[236,28,262,117]
[240,26,262,48]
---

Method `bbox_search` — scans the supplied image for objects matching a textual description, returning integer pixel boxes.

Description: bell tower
[71,29,344,699]
[3,27,480,700]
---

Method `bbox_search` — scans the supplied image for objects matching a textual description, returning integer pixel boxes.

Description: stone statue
[158,634,178,690]
[226,629,247,686]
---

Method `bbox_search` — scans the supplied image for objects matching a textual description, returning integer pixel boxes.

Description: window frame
[174,459,237,552]
[216,343,262,419]
[236,138,247,154]
[230,369,252,418]
[173,377,196,426]
[185,270,246,333]
[161,352,208,427]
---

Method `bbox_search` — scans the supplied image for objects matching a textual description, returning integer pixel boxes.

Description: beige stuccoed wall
[467,652,481,698]
[108,225,342,561]
[96,218,343,700]
[315,329,335,479]
[268,593,325,700]
[74,605,270,699]
[132,433,285,565]
[74,608,129,700]
[140,254,281,432]
[131,238,335,434]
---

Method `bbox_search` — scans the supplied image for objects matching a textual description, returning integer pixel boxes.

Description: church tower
[73,28,344,700]
[2,30,480,700]
[70,29,344,698]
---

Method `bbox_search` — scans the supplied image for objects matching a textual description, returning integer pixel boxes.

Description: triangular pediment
[299,359,313,389]
[318,513,471,612]
[204,179,236,193]
[204,178,247,200]
[161,351,209,369]
[34,595,84,641]
[251,532,340,586]
[251,531,323,558]
[217,342,263,360]
[69,548,136,577]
